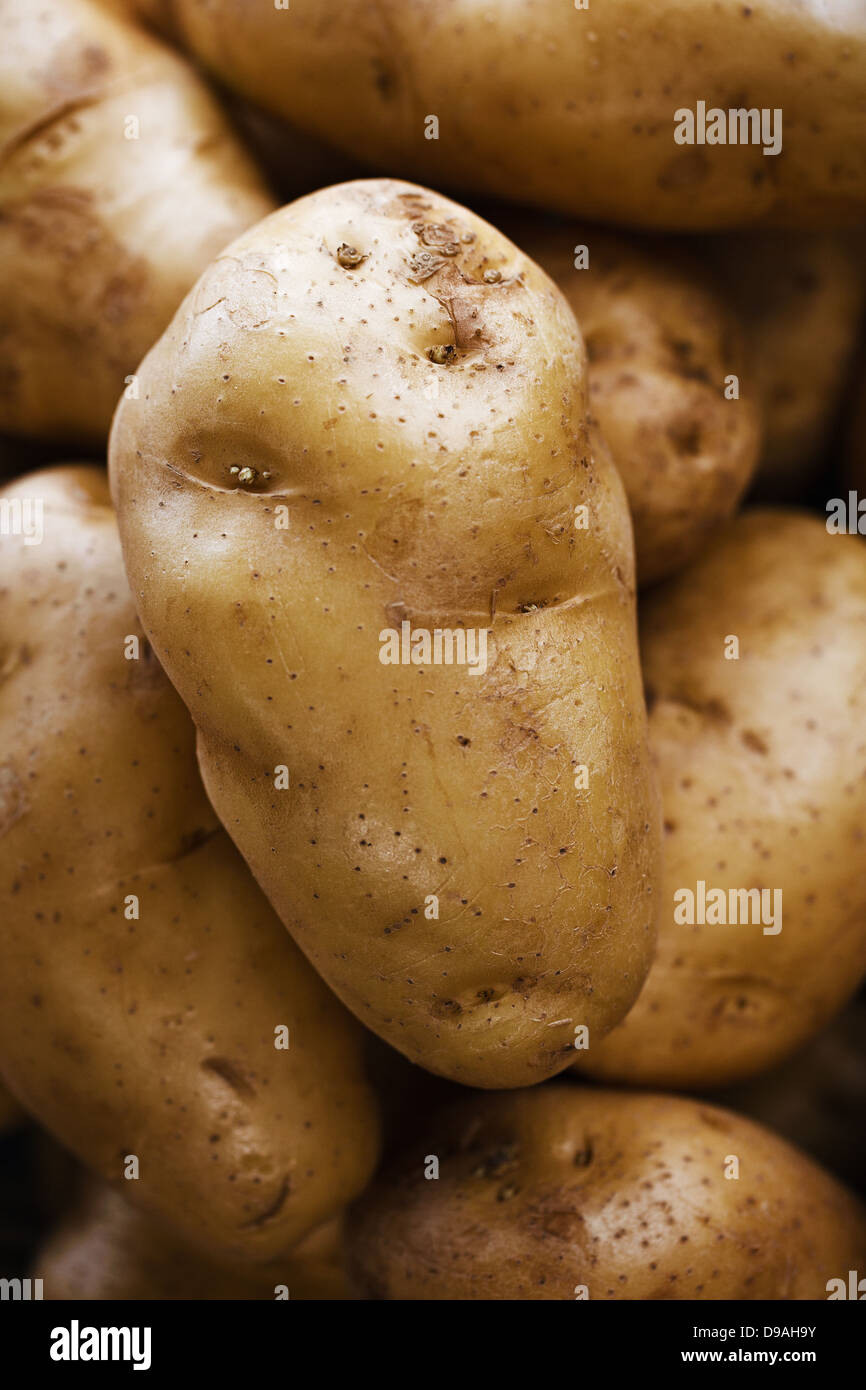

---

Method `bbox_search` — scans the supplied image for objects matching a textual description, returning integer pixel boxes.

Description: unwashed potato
[109,177,661,1090]
[0,466,381,1262]
[0,0,273,444]
[511,220,761,584]
[706,232,866,488]
[347,1085,866,1300]
[578,510,866,1089]
[36,1181,355,1300]
[162,0,866,230]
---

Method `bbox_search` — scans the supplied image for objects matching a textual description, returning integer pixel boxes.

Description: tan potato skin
[0,0,273,444]
[346,1086,866,1301]
[579,510,866,1089]
[707,232,866,486]
[0,466,380,1262]
[165,0,866,230]
[36,1182,355,1301]
[109,178,660,1090]
[512,222,761,585]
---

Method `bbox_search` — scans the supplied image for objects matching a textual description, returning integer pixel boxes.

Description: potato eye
[337,243,365,269]
[427,344,457,365]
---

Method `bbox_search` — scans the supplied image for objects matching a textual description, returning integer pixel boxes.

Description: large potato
[579,510,866,1089]
[0,466,380,1262]
[36,1181,355,1300]
[347,1085,866,1300]
[109,178,661,1089]
[513,221,760,584]
[707,232,866,488]
[0,0,273,444]
[163,0,866,230]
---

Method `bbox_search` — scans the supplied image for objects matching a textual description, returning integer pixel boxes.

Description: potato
[0,0,273,444]
[347,1085,866,1301]
[163,0,866,230]
[579,510,866,1089]
[0,465,380,1262]
[707,232,866,488]
[109,178,661,1089]
[36,1181,355,1300]
[512,220,761,584]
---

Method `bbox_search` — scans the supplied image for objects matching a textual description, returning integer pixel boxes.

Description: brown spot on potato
[238,1175,292,1228]
[201,1057,256,1099]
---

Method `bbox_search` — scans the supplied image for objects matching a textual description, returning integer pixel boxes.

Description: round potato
[0,0,273,444]
[36,1181,355,1301]
[109,178,661,1090]
[579,510,866,1089]
[164,0,866,230]
[512,220,761,584]
[707,232,866,488]
[0,465,380,1262]
[347,1085,866,1301]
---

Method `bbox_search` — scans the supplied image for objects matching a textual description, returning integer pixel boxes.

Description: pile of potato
[1,0,865,1301]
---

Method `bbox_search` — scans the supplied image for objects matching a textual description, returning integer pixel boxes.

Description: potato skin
[346,1085,866,1301]
[109,178,660,1089]
[707,232,866,487]
[167,0,866,230]
[579,510,866,1089]
[36,1182,355,1301]
[0,0,273,444]
[0,466,380,1262]
[514,222,761,585]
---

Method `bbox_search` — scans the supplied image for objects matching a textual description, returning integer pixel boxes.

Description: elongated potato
[512,221,761,584]
[0,466,380,1262]
[0,0,273,444]
[36,1181,355,1300]
[579,510,866,1089]
[347,1086,866,1301]
[110,178,661,1089]
[165,0,866,230]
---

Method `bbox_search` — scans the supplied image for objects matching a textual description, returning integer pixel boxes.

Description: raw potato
[347,1086,866,1301]
[36,1181,355,1300]
[513,221,761,584]
[579,510,866,1089]
[109,177,661,1090]
[707,232,866,487]
[0,0,273,444]
[0,466,380,1262]
[165,0,866,230]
